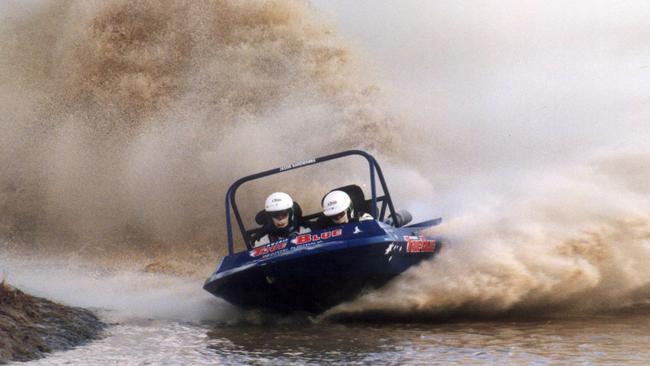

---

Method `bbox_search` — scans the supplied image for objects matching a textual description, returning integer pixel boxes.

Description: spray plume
[1,0,650,320]
[325,152,650,319]
[0,0,395,269]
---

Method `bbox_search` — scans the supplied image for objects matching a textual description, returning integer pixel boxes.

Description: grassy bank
[0,281,104,363]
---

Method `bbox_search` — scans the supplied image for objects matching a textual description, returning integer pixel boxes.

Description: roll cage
[224,150,400,255]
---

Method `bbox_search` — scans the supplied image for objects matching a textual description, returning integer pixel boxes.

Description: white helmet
[265,192,293,212]
[322,190,352,217]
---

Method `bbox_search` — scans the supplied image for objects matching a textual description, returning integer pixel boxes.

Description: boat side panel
[203,243,434,312]
[208,220,388,278]
[203,219,443,312]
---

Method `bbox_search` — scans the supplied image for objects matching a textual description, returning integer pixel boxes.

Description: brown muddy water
[2,1,649,364]
[20,312,650,365]
[4,252,650,365]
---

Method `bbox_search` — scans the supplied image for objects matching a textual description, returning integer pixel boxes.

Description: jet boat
[203,150,443,313]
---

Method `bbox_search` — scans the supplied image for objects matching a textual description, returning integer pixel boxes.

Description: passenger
[254,192,310,247]
[317,190,373,229]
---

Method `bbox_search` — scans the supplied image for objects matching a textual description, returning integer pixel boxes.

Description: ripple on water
[23,313,650,365]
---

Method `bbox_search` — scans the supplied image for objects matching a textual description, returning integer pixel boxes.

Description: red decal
[251,247,267,257]
[406,238,436,253]
[295,228,343,246]
[295,234,312,245]
[250,240,287,257]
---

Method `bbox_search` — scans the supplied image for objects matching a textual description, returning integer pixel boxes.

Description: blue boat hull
[204,220,441,313]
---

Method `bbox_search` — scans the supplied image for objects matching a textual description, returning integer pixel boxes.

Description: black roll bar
[224,150,397,254]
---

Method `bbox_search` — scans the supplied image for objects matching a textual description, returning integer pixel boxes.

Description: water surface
[27,312,650,365]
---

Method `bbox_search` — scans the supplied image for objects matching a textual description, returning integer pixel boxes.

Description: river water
[22,310,650,365]
[2,1,649,364]
[3,251,650,365]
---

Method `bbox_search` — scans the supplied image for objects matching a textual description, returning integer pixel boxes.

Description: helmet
[265,192,294,229]
[265,192,293,212]
[322,190,353,224]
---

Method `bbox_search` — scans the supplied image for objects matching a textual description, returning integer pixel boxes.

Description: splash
[0,249,236,323]
[324,150,650,319]
[2,0,650,321]
[0,0,395,267]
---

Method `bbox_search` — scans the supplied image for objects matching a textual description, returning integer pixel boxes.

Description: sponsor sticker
[293,228,343,245]
[249,228,343,258]
[404,236,436,253]
[250,239,288,258]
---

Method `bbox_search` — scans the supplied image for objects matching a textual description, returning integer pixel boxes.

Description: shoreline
[0,281,105,363]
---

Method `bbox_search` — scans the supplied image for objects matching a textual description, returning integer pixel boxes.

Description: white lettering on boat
[279,158,316,171]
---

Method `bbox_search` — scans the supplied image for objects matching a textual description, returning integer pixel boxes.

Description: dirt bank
[0,281,105,363]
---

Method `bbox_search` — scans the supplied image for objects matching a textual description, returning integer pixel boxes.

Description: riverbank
[0,281,105,363]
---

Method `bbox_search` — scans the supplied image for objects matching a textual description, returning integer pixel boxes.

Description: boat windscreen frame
[224,150,398,254]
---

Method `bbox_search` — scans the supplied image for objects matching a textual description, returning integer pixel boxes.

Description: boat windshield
[223,150,398,254]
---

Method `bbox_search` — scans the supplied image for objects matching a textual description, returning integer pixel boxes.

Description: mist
[313,0,650,317]
[0,0,397,269]
[1,0,650,318]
